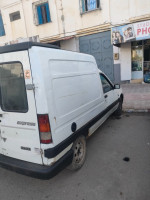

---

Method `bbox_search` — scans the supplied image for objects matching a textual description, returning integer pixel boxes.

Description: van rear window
[0,62,28,112]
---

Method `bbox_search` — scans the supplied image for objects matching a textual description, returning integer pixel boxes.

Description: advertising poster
[112,20,150,44]
[134,20,150,41]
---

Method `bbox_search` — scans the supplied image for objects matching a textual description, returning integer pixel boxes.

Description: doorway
[144,40,150,83]
[131,41,143,81]
[131,40,150,83]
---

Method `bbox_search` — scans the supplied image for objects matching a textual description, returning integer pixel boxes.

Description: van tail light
[37,114,52,144]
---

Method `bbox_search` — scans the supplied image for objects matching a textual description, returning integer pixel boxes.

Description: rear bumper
[0,149,73,180]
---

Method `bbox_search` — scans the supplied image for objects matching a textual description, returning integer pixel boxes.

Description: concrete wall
[0,0,60,45]
[60,0,110,33]
[60,38,79,52]
[0,0,111,45]
[110,0,150,25]
[113,46,120,65]
[0,0,28,44]
[120,43,131,81]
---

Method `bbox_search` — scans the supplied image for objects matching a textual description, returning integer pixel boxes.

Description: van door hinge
[26,84,35,90]
[34,148,43,155]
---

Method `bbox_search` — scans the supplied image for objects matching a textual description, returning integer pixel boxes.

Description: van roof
[0,42,59,54]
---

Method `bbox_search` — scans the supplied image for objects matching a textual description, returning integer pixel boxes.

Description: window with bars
[0,14,5,37]
[81,0,100,13]
[36,2,51,25]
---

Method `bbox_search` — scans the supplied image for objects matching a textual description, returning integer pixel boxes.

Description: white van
[0,42,123,179]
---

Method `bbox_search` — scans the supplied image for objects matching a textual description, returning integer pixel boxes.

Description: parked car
[0,42,123,179]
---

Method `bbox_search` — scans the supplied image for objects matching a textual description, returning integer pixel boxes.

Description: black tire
[114,99,123,117]
[68,136,86,171]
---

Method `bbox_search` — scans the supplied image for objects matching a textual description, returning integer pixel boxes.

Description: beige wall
[110,0,150,25]
[0,0,60,44]
[120,43,131,81]
[59,0,110,34]
[0,0,150,45]
[0,0,27,44]
[40,0,111,42]
[60,38,79,51]
[0,0,110,44]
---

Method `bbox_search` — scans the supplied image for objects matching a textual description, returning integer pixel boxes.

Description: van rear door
[0,51,42,164]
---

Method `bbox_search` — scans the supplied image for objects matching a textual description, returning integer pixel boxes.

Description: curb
[123,109,150,113]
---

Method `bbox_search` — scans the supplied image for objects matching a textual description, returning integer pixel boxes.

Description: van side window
[100,74,113,93]
[0,62,28,112]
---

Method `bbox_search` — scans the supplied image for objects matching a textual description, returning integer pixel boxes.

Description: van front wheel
[114,98,123,117]
[68,136,86,171]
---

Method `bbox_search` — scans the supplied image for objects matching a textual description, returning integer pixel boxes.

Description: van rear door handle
[104,94,108,98]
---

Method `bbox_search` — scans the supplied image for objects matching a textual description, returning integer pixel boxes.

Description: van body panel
[0,43,123,178]
[29,47,107,164]
[0,149,73,180]
[0,51,42,164]
[88,104,118,137]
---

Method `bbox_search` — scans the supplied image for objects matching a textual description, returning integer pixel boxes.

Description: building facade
[110,0,150,83]
[0,0,150,83]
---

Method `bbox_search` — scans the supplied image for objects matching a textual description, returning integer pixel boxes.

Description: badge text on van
[17,121,36,126]
[21,146,31,151]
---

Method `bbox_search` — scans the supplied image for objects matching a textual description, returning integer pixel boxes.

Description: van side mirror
[114,84,120,89]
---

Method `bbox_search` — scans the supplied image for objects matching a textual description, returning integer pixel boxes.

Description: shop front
[112,20,150,83]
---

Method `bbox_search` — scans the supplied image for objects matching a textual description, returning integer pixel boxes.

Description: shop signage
[111,20,150,44]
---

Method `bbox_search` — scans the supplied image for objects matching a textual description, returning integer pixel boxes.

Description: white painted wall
[0,0,110,45]
[120,43,131,81]
[0,0,60,45]
[110,0,150,25]
[1,0,150,46]
[113,46,120,65]
[60,38,79,52]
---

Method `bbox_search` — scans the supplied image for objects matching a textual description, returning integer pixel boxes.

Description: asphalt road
[0,113,150,200]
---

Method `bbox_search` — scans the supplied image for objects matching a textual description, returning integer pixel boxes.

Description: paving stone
[121,83,150,111]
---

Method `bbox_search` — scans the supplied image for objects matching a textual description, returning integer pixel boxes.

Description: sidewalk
[121,83,150,112]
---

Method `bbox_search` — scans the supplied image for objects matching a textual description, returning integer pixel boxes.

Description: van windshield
[0,62,28,112]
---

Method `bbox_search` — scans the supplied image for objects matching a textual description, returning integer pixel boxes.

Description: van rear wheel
[68,136,86,171]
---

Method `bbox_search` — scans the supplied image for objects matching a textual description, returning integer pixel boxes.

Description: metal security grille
[79,31,114,81]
